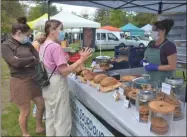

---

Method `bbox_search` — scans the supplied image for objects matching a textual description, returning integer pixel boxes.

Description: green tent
[27,13,48,30]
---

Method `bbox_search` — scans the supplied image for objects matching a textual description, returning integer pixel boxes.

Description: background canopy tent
[141,24,153,35]
[32,11,101,29]
[27,13,48,29]
[51,11,100,28]
[100,26,121,32]
[120,23,144,36]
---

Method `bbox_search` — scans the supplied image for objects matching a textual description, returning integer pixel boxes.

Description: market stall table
[68,68,186,136]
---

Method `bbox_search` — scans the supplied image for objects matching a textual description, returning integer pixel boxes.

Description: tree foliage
[27,2,59,21]
[94,9,157,28]
[1,1,26,32]
[94,9,110,26]
[132,13,158,27]
[109,9,128,28]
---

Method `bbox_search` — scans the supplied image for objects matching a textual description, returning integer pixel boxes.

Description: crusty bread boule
[93,74,108,84]
[83,72,97,81]
[100,77,118,87]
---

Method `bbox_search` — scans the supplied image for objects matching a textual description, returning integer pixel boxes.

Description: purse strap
[42,43,57,80]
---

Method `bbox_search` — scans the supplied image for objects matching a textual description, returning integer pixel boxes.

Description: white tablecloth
[68,68,186,136]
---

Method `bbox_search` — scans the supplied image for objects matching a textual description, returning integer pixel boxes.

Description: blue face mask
[58,31,65,41]
[21,36,30,44]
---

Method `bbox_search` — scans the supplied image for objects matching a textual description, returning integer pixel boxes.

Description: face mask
[20,35,30,44]
[151,31,159,41]
[58,31,65,41]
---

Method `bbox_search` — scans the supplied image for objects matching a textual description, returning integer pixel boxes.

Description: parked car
[95,29,126,50]
[123,35,150,47]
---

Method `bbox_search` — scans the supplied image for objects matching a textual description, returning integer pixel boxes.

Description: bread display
[83,72,97,81]
[122,75,137,82]
[74,64,85,75]
[81,69,92,77]
[100,77,118,87]
[93,74,108,84]
[151,117,169,135]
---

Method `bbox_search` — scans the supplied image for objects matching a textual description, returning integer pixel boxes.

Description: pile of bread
[73,67,120,91]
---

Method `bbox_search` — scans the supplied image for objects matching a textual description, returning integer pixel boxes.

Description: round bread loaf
[83,72,97,81]
[94,74,107,84]
[100,77,118,87]
[81,69,91,77]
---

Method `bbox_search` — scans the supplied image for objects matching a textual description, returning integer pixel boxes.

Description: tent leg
[47,0,51,20]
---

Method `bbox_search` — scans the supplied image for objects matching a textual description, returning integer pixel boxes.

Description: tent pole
[47,0,51,20]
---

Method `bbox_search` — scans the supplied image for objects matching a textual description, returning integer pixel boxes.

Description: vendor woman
[142,19,177,82]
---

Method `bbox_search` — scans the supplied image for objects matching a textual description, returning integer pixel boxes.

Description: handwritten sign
[162,83,171,95]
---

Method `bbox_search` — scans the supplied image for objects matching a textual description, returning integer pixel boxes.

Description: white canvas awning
[32,11,101,29]
[141,24,152,35]
[51,11,100,28]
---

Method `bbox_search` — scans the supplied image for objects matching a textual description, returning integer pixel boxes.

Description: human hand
[79,47,92,62]
[145,64,159,71]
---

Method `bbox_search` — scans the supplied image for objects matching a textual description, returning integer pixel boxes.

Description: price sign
[113,91,118,100]
[87,80,90,86]
[124,97,130,108]
[96,85,100,92]
[72,74,77,79]
[161,83,171,95]
[118,87,124,96]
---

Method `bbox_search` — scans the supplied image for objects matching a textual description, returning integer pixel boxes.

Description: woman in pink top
[39,20,92,136]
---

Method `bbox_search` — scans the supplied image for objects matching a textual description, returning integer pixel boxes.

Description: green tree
[109,9,128,28]
[81,13,89,19]
[94,9,110,26]
[27,2,59,21]
[132,13,158,27]
[1,1,26,32]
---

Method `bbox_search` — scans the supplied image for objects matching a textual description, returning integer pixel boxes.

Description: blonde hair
[34,32,46,44]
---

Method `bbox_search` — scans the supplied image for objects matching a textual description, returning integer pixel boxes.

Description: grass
[1,58,45,136]
[1,47,186,136]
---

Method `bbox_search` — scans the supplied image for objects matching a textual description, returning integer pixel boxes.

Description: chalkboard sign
[159,13,186,43]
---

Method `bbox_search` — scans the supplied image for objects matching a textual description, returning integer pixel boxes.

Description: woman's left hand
[145,64,159,71]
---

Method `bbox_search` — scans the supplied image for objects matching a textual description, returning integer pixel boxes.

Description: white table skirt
[68,69,186,136]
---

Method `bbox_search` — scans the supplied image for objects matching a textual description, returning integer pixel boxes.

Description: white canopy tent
[141,24,153,35]
[34,11,101,29]
[51,11,101,28]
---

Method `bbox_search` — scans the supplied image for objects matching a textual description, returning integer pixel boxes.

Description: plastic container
[174,40,186,47]
[128,47,146,68]
[132,78,160,92]
[177,54,186,62]
[135,90,155,122]
[148,100,175,135]
[176,46,186,55]
[165,77,186,121]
